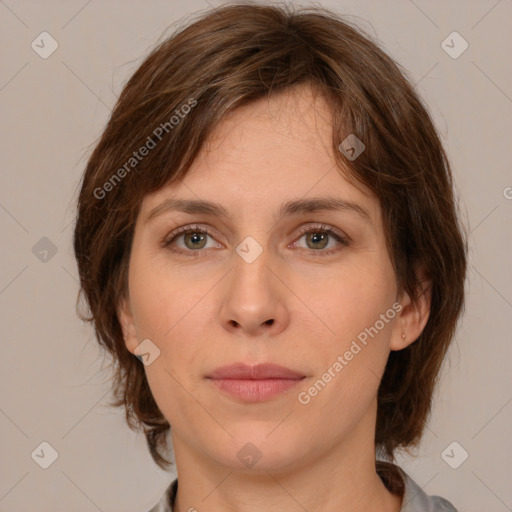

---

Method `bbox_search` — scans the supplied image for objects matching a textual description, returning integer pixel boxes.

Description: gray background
[1,0,511,510]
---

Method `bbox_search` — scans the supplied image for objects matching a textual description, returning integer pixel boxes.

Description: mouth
[205,363,306,402]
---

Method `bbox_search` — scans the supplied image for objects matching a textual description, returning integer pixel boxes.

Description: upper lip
[207,363,305,380]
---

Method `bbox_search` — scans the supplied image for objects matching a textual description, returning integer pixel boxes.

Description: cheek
[129,260,211,428]
[295,318,392,437]
[293,259,396,405]
[128,247,210,343]
[128,246,219,361]
[293,255,397,346]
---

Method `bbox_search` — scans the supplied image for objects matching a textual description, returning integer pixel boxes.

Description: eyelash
[161,223,350,258]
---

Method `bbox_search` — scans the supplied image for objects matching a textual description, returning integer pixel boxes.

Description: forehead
[139,84,379,226]
[199,83,336,172]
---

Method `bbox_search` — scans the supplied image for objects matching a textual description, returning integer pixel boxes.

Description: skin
[118,83,431,512]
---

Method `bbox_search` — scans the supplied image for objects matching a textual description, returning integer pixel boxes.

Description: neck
[170,417,403,512]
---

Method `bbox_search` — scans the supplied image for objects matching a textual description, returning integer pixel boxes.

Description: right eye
[162,224,222,256]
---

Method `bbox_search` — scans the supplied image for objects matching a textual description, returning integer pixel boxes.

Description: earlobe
[116,295,139,354]
[391,266,432,351]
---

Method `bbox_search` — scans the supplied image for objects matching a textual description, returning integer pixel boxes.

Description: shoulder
[377,460,458,512]
[146,478,177,512]
[398,467,459,511]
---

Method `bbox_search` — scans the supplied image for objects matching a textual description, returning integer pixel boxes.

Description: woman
[73,3,467,511]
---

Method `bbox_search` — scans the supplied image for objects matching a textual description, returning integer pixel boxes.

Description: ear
[390,263,432,351]
[116,294,139,355]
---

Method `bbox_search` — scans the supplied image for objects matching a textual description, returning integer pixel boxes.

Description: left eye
[292,225,349,253]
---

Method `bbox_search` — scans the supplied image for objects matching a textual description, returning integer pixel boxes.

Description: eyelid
[295,223,350,243]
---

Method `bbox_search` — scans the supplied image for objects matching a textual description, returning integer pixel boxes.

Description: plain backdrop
[1,0,511,511]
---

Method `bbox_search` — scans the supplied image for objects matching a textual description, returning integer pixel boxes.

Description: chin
[207,428,306,473]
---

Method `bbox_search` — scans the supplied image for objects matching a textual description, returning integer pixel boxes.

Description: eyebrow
[145,196,372,224]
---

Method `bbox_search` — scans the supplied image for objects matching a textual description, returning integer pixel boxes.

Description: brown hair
[73,2,468,475]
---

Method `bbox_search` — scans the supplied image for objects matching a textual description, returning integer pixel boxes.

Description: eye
[162,224,221,256]
[291,224,350,256]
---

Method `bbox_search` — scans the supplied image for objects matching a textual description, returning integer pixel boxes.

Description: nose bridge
[219,235,289,335]
[231,237,274,302]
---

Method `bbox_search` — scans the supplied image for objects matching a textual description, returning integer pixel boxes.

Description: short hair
[73,2,468,473]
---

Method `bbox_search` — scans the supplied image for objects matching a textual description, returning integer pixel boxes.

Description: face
[118,84,421,474]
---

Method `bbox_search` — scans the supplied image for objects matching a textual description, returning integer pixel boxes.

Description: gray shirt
[147,465,458,512]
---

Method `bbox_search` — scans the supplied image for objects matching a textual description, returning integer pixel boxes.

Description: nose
[219,248,290,337]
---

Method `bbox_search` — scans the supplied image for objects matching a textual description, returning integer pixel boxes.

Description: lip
[207,363,305,380]
[206,363,306,402]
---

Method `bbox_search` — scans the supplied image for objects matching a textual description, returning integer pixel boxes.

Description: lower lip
[207,378,303,402]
